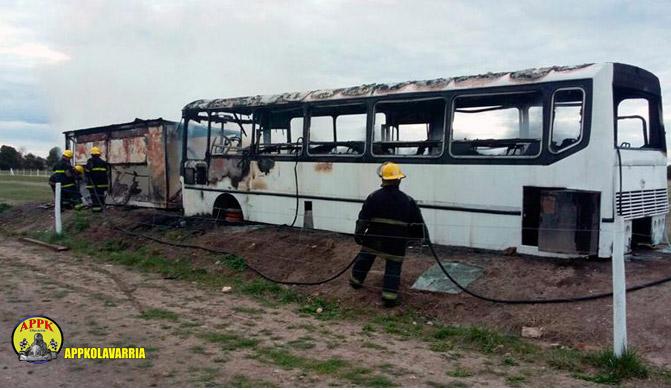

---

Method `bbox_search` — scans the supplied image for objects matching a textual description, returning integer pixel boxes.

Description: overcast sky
[1,0,670,157]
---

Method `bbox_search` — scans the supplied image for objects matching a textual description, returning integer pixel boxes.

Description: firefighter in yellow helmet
[84,146,109,212]
[349,162,425,307]
[48,149,82,209]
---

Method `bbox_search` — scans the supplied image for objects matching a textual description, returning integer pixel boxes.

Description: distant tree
[23,153,47,170]
[46,147,62,167]
[0,145,22,170]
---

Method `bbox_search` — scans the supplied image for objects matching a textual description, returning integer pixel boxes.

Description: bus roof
[183,63,613,114]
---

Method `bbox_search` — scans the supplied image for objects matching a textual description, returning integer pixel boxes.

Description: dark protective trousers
[50,183,81,208]
[350,250,403,302]
[88,187,106,209]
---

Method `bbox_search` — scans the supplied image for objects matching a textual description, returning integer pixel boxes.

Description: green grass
[505,373,527,387]
[139,308,180,321]
[340,367,396,387]
[0,176,52,204]
[220,255,247,271]
[578,349,649,384]
[0,174,48,183]
[253,347,395,386]
[447,367,472,378]
[0,203,10,213]
[287,336,317,350]
[431,324,536,355]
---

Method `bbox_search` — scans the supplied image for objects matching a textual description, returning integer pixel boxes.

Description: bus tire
[212,194,243,224]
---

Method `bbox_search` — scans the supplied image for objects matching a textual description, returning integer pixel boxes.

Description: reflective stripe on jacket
[49,159,76,187]
[355,184,424,258]
[85,156,109,188]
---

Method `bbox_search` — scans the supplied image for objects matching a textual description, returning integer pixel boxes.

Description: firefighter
[84,146,109,212]
[73,165,87,210]
[49,150,81,209]
[349,162,425,307]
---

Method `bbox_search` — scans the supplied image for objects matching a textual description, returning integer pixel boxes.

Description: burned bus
[180,63,667,258]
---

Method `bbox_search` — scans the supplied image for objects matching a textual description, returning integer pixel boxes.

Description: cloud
[0,120,60,156]
[0,9,70,68]
[1,0,671,156]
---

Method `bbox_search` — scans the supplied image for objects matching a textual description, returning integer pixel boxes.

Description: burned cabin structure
[64,118,181,209]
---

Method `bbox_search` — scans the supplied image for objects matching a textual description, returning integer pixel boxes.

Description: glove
[354,219,369,245]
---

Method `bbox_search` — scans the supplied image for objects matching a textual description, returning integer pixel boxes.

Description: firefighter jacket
[49,158,76,189]
[85,156,109,189]
[355,184,425,259]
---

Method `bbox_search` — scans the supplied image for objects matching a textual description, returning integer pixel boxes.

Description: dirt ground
[2,203,671,386]
[0,238,588,387]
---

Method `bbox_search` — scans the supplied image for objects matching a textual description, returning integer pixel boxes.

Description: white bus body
[180,63,667,258]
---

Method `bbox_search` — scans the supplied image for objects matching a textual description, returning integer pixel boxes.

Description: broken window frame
[184,112,211,161]
[306,103,368,157]
[255,106,305,156]
[548,87,586,154]
[208,111,254,157]
[371,97,447,158]
[448,91,544,159]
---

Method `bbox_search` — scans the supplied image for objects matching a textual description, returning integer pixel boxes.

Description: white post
[54,183,62,235]
[612,216,627,357]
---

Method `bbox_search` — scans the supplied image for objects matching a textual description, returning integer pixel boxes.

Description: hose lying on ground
[92,171,671,302]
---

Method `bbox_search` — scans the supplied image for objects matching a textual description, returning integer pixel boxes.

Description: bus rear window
[450,92,542,158]
[617,98,650,148]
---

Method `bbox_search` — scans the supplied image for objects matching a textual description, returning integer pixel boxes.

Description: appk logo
[12,316,63,364]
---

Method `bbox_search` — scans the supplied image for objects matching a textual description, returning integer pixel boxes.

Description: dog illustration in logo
[19,333,58,362]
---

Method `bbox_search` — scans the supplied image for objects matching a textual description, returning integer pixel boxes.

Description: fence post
[55,183,62,235]
[612,216,627,357]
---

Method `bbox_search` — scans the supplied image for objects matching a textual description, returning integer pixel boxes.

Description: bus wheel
[212,194,244,224]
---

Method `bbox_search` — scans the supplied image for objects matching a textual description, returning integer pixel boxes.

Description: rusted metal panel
[108,137,147,164]
[183,64,595,112]
[64,118,180,209]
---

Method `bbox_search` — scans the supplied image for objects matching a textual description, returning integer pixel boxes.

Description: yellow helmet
[378,162,406,181]
[62,150,74,159]
[74,165,84,175]
[91,146,102,155]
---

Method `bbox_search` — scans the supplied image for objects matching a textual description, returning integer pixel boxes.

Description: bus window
[185,115,209,160]
[617,98,650,148]
[209,112,253,156]
[451,92,542,157]
[257,107,304,155]
[550,89,584,153]
[373,98,445,157]
[308,104,366,156]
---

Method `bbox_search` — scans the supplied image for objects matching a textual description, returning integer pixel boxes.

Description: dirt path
[0,238,592,387]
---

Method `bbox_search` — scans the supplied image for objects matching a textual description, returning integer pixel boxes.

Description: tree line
[0,145,62,170]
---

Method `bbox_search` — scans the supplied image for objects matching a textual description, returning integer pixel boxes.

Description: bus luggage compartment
[537,189,601,256]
